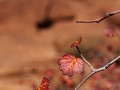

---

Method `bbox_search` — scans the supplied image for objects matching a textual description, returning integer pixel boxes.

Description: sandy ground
[0,0,120,90]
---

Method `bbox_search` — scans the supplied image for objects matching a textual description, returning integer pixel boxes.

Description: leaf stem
[76,46,81,54]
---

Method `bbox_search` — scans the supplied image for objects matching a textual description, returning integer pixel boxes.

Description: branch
[74,55,120,90]
[76,46,95,70]
[74,71,95,90]
[76,10,120,23]
[80,54,95,70]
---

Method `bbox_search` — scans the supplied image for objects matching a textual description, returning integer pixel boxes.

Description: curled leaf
[37,77,50,90]
[58,54,84,77]
[71,37,82,48]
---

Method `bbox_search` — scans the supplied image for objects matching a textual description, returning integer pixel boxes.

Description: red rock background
[0,0,120,90]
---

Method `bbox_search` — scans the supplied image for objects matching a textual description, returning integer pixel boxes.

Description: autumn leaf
[37,77,50,90]
[58,54,84,77]
[71,37,82,48]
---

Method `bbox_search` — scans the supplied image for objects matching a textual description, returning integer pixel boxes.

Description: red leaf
[58,54,84,77]
[71,37,82,48]
[37,77,50,90]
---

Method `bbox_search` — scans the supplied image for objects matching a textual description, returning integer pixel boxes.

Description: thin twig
[74,71,95,90]
[76,46,95,70]
[74,55,120,90]
[80,54,95,70]
[96,55,120,72]
[76,46,81,54]
[76,10,120,23]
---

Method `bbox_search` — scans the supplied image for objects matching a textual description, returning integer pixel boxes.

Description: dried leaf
[71,37,82,48]
[58,54,84,77]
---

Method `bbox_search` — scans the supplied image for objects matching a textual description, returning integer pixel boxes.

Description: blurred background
[0,0,120,90]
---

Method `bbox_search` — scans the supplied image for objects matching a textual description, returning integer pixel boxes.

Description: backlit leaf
[37,77,50,90]
[71,37,82,48]
[58,54,84,77]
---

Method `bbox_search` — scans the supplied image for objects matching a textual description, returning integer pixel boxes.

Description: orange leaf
[71,37,82,48]
[37,77,50,90]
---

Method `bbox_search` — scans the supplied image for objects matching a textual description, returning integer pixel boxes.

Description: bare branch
[74,71,95,90]
[80,54,95,70]
[74,55,120,90]
[76,46,95,70]
[96,55,120,72]
[76,10,120,23]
